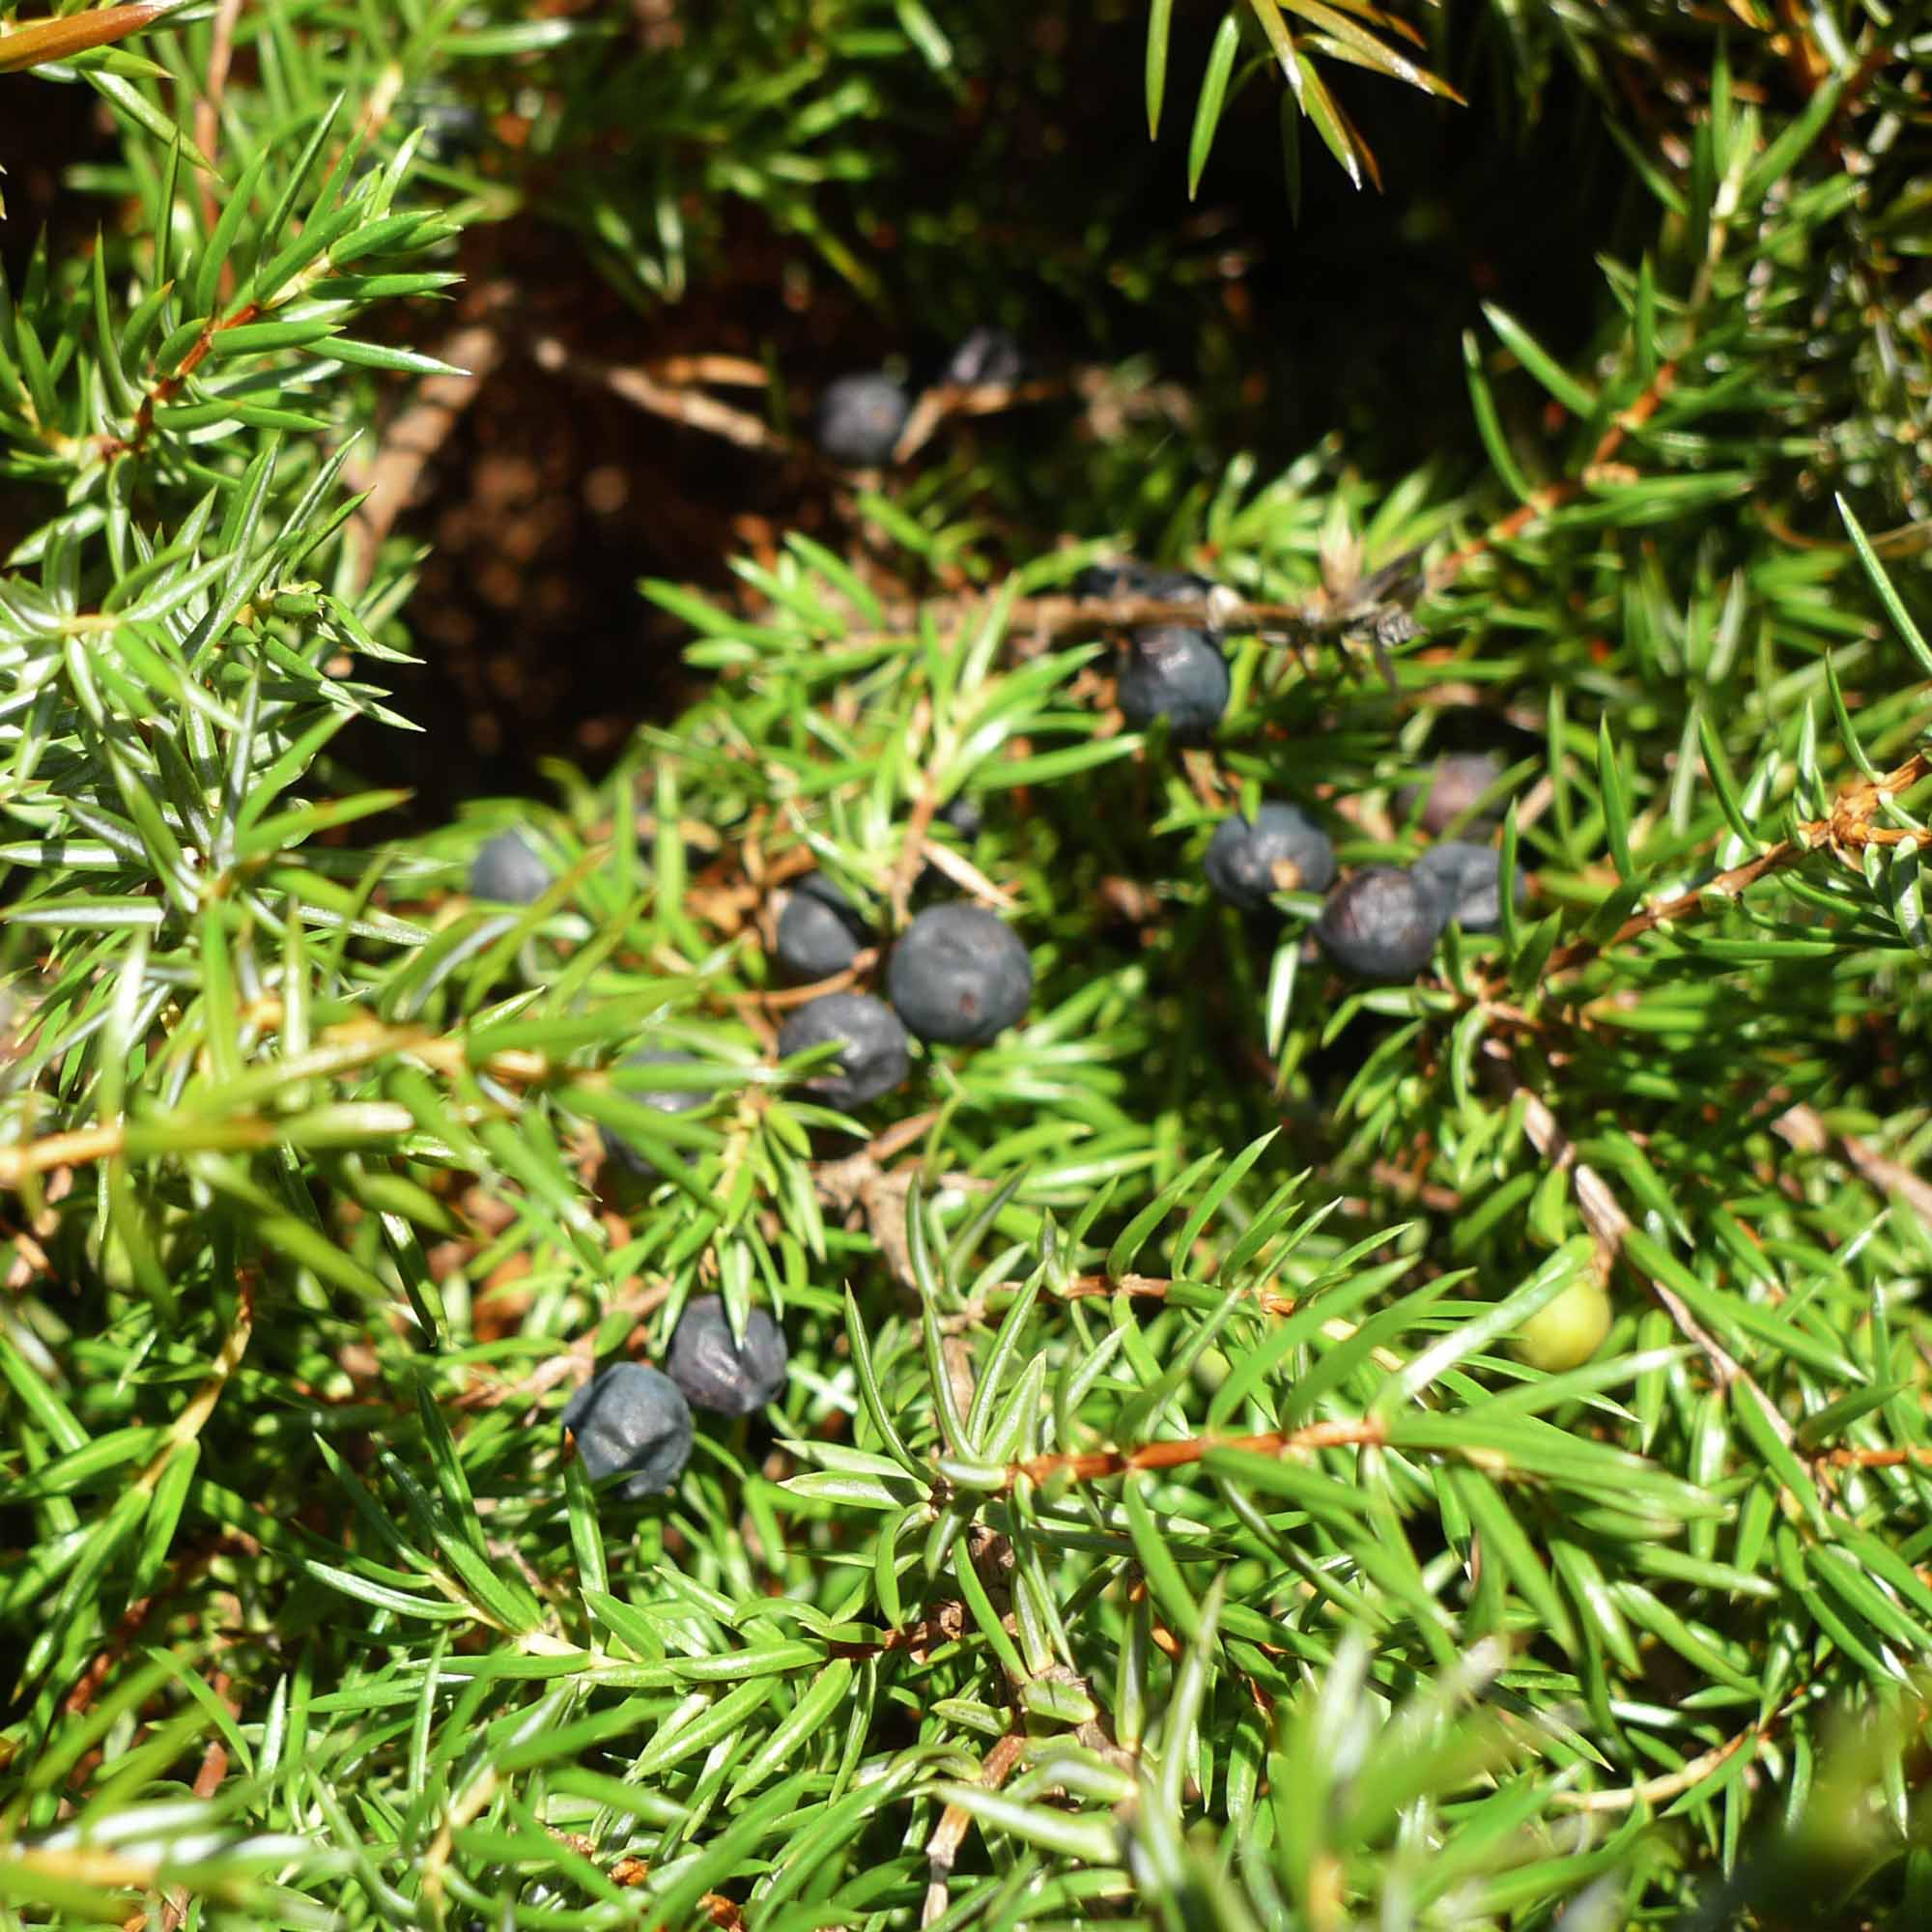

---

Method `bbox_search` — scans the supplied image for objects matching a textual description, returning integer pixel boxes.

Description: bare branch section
[1552,1688,1811,1814]
[1009,1416,1385,1490]
[895,377,1065,465]
[528,335,787,453]
[193,0,246,241]
[347,284,516,578]
[1775,1102,1932,1229]
[1540,749,1931,980]
[1479,1036,1797,1444]
[924,1729,1026,1927]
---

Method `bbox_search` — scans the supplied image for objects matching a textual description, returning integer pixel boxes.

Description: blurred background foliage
[3,0,1689,803]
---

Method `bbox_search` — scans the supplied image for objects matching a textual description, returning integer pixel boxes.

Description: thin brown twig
[1551,1688,1810,1812]
[891,781,942,925]
[1774,1102,1932,1232]
[919,838,1017,909]
[193,0,245,246]
[1541,840,1798,980]
[1483,1037,1803,1452]
[893,376,1065,466]
[99,299,264,458]
[528,335,787,453]
[346,283,515,582]
[1534,747,1929,984]
[645,354,767,387]
[1816,1445,1932,1470]
[1009,1416,1384,1490]
[924,1728,1027,1928]
[727,948,883,1012]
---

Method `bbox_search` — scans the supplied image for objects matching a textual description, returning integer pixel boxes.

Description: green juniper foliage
[4,2,1932,1929]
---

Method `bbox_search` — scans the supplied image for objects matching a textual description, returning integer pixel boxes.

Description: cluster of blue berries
[1092,562,1528,980]
[814,328,1025,467]
[562,1295,788,1498]
[493,817,1033,1505]
[776,893,1032,1107]
[490,552,1535,1507]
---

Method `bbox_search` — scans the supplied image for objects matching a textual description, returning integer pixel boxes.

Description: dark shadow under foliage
[4,2,1638,817]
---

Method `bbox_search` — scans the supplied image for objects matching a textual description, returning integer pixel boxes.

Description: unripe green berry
[1512,1279,1612,1372]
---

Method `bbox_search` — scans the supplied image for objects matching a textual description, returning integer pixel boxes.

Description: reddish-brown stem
[1536,747,1930,982]
[1012,1416,1384,1489]
[1434,361,1681,588]
[1818,1445,1932,1470]
[101,301,263,460]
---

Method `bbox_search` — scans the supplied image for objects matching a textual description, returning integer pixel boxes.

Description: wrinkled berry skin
[778,993,910,1108]
[776,873,873,981]
[561,1364,693,1499]
[816,373,909,466]
[1397,752,1505,836]
[1412,840,1527,934]
[1077,559,1212,602]
[1117,627,1229,743]
[889,903,1032,1044]
[469,828,552,904]
[946,327,1023,387]
[601,1048,707,1176]
[668,1295,789,1415]
[1315,867,1448,980]
[1205,804,1337,908]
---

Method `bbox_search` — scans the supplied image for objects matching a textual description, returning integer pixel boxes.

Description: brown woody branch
[192,0,245,247]
[1479,1037,1802,1451]
[346,283,515,582]
[528,335,787,453]
[1774,1101,1932,1229]
[924,1728,1027,1927]
[1431,362,1680,588]
[1552,1687,1810,1813]
[1009,1416,1384,1490]
[1537,748,1930,982]
[98,300,265,460]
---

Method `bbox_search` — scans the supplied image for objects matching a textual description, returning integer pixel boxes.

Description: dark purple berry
[945,327,1023,387]
[937,793,984,841]
[601,1048,708,1176]
[888,904,1032,1045]
[1397,753,1507,837]
[776,873,873,981]
[561,1363,693,1499]
[1315,867,1449,980]
[667,1295,789,1415]
[407,94,486,165]
[1077,559,1212,602]
[469,829,552,904]
[1117,627,1229,743]
[777,993,909,1108]
[1204,804,1337,908]
[1411,840,1527,934]
[816,373,909,466]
